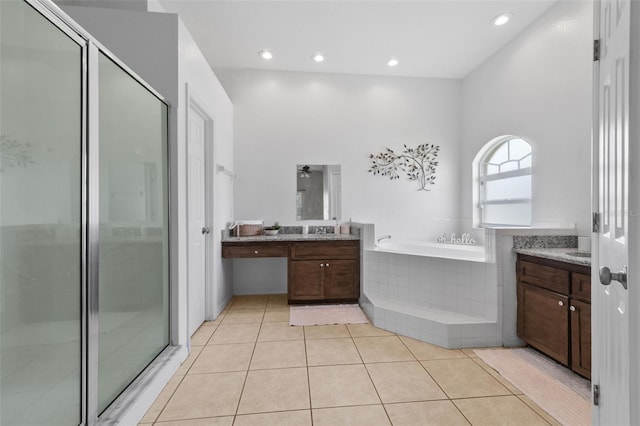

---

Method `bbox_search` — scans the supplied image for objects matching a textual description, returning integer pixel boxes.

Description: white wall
[61,5,235,334]
[223,69,463,240]
[461,1,593,235]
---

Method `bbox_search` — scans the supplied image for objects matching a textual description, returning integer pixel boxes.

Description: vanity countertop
[514,247,591,266]
[222,233,360,243]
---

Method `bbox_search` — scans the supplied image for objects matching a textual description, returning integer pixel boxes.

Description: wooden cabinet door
[570,299,591,379]
[518,282,569,366]
[323,259,357,300]
[289,260,323,301]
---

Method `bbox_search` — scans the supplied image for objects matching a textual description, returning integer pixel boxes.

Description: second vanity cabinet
[289,241,360,303]
[517,254,591,379]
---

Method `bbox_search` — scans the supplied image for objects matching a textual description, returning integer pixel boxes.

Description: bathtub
[361,234,498,348]
[375,240,486,262]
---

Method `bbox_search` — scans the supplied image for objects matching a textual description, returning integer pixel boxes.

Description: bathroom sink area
[565,251,592,258]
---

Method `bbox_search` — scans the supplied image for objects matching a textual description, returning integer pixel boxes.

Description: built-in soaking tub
[375,240,486,262]
[357,232,500,349]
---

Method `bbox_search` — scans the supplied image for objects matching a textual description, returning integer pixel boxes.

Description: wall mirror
[296,164,341,220]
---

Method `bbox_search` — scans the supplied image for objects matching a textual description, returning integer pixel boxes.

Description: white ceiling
[158,0,558,79]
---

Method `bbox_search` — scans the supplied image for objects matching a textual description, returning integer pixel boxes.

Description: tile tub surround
[361,251,500,349]
[357,224,579,349]
[140,295,560,426]
[357,224,499,349]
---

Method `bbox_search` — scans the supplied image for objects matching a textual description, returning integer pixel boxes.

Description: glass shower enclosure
[0,0,170,424]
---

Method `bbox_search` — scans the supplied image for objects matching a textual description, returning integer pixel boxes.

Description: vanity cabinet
[289,241,360,303]
[221,238,360,304]
[517,254,591,379]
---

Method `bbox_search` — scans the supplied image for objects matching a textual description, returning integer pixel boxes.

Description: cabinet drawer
[571,272,591,303]
[518,260,570,295]
[291,242,358,260]
[222,244,289,258]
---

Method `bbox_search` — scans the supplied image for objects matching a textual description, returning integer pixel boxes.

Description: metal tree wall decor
[368,143,440,191]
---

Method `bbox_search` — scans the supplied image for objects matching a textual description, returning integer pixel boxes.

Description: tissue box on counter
[231,220,263,237]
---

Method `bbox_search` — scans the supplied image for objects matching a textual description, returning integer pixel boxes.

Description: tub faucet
[376,235,392,245]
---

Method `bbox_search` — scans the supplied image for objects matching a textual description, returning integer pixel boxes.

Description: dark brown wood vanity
[517,254,591,379]
[222,238,360,304]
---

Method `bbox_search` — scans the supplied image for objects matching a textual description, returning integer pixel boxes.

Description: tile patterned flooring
[140,295,561,426]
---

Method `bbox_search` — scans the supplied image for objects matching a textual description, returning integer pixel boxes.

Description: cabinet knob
[570,305,576,311]
[254,250,259,254]
[558,301,564,306]
[326,263,330,267]
[320,263,324,267]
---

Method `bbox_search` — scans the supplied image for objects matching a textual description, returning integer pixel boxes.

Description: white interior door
[593,0,631,423]
[188,106,207,337]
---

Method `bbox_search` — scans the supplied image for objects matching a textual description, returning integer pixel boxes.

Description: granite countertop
[222,233,360,243]
[514,247,591,266]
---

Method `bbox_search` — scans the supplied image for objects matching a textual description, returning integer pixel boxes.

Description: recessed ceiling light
[387,58,399,67]
[259,50,273,60]
[312,53,325,63]
[492,12,512,26]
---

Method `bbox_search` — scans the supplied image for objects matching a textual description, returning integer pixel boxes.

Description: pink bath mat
[474,347,590,426]
[289,304,369,326]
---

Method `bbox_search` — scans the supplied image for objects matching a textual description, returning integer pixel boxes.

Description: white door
[593,0,632,423]
[188,106,207,336]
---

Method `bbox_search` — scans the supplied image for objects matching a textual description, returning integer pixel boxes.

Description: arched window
[478,137,532,226]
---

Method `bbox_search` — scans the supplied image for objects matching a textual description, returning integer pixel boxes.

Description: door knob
[599,266,628,289]
[201,227,211,234]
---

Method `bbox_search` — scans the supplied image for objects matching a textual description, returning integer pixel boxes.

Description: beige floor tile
[209,324,260,345]
[422,359,511,399]
[462,348,479,358]
[257,322,304,341]
[472,357,522,394]
[203,317,223,326]
[454,395,549,426]
[158,371,245,421]
[366,361,447,403]
[517,394,562,426]
[308,364,380,408]
[263,309,290,323]
[230,295,269,309]
[306,338,362,366]
[304,324,350,339]
[347,323,394,337]
[190,325,216,346]
[312,405,391,426]
[353,336,415,363]
[384,401,470,426]
[189,343,254,374]
[221,309,264,325]
[139,376,182,423]
[237,368,310,414]
[233,410,311,426]
[250,340,307,370]
[399,336,467,360]
[266,294,289,309]
[154,417,233,425]
[174,346,204,376]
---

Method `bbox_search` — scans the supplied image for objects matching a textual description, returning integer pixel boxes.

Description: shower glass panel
[0,1,82,425]
[97,53,169,413]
